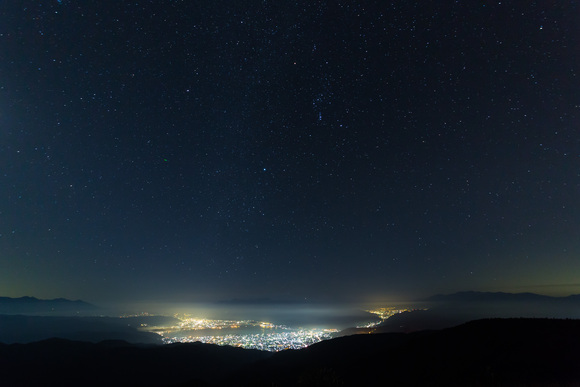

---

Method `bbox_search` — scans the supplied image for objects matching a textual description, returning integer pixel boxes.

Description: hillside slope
[0,318,579,386]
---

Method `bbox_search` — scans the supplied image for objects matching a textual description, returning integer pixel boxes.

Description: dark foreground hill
[1,318,579,386]
[0,339,271,387]
[239,318,580,387]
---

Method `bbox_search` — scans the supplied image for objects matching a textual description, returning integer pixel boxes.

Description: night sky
[1,1,579,305]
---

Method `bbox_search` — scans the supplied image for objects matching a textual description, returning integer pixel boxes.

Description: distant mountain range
[1,318,579,386]
[0,296,97,315]
[425,291,580,303]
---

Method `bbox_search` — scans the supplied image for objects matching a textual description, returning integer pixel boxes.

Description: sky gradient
[1,1,579,304]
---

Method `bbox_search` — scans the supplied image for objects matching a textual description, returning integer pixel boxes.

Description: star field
[0,1,579,303]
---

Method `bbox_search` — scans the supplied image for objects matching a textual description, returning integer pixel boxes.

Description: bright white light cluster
[162,328,337,352]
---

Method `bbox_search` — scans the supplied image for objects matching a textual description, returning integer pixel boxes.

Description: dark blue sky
[1,1,579,304]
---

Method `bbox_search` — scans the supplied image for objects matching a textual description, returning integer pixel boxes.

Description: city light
[136,309,409,351]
